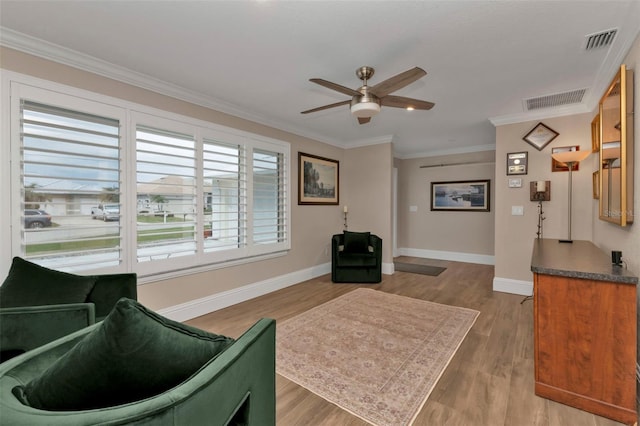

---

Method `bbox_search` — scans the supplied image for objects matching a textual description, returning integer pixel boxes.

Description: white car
[91,203,120,221]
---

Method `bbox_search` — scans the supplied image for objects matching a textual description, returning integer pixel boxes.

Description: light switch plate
[512,205,524,216]
[409,205,418,212]
[508,178,522,188]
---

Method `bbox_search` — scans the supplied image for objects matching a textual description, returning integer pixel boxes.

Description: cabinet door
[534,273,636,423]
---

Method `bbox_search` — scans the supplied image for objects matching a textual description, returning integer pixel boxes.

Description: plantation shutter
[136,125,197,263]
[202,138,247,253]
[20,100,122,271]
[252,149,286,245]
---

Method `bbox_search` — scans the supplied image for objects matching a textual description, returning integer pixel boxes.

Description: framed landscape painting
[298,152,339,205]
[430,180,490,212]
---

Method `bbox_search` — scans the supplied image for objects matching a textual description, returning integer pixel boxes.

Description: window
[203,138,246,254]
[253,149,286,245]
[136,125,197,263]
[8,78,290,277]
[19,100,122,272]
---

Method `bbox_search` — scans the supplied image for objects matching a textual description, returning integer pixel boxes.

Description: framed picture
[430,180,490,212]
[298,152,339,205]
[552,146,581,172]
[523,122,559,151]
[506,151,528,175]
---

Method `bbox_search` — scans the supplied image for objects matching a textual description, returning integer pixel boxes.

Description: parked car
[91,203,120,221]
[24,209,52,229]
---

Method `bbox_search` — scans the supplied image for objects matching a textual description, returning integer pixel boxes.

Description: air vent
[585,29,617,50]
[524,88,587,111]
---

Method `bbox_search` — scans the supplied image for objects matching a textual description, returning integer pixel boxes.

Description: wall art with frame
[523,122,559,151]
[298,152,339,205]
[430,180,490,212]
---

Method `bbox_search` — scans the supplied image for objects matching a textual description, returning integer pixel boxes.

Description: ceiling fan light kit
[302,66,434,124]
[350,100,381,118]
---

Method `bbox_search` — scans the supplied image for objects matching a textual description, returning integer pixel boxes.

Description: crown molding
[488,103,591,127]
[0,27,342,148]
[345,134,394,149]
[490,11,640,129]
[396,143,496,160]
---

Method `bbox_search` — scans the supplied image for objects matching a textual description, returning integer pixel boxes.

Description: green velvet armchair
[0,257,137,362]
[331,231,382,283]
[0,315,276,425]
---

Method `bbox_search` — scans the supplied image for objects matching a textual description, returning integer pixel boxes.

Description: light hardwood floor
[186,257,626,426]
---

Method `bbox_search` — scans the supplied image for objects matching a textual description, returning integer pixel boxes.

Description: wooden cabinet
[531,239,638,425]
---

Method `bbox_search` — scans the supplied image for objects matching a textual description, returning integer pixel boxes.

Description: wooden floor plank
[185,258,628,425]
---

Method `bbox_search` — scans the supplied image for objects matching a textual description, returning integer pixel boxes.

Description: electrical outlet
[511,205,524,216]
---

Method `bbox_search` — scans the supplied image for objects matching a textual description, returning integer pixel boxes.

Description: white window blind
[252,149,286,245]
[203,138,247,253]
[8,77,290,278]
[136,125,197,263]
[20,100,122,271]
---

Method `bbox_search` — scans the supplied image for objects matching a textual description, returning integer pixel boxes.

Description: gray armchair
[0,257,137,362]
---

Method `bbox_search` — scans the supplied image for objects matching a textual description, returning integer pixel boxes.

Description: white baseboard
[397,247,495,265]
[157,262,331,322]
[493,276,533,296]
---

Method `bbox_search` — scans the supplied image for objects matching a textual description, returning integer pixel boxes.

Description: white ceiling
[1,1,639,158]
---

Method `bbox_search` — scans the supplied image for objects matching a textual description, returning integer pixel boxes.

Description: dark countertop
[531,238,638,285]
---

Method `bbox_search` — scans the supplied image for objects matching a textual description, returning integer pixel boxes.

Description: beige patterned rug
[276,288,479,426]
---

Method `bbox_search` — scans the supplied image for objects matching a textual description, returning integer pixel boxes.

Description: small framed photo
[430,180,490,212]
[523,122,559,151]
[298,152,339,205]
[507,151,528,175]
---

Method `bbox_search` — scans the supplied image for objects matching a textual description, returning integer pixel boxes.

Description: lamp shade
[350,102,381,118]
[551,150,591,164]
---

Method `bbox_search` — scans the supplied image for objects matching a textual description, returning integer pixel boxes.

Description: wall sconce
[343,205,348,230]
[530,180,551,201]
[530,181,551,239]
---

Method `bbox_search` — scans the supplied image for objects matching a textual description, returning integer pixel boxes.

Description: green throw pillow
[14,298,235,410]
[343,231,371,254]
[0,257,96,308]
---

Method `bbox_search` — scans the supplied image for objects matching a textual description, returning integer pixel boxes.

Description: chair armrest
[0,318,275,425]
[89,273,137,320]
[0,303,95,357]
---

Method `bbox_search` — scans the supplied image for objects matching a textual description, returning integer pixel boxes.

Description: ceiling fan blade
[357,117,371,125]
[370,67,427,97]
[381,95,435,110]
[310,78,361,96]
[301,100,351,114]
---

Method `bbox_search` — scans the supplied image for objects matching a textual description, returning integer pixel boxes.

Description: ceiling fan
[301,66,434,124]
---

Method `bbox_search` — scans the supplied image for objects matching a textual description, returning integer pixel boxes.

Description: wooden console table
[531,239,638,425]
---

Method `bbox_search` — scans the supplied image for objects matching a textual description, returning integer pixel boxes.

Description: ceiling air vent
[585,29,617,50]
[524,88,587,111]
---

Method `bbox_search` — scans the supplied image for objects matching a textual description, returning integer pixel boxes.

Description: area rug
[394,261,446,276]
[276,288,479,426]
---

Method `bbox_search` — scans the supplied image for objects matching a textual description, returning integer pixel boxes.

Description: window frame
[2,72,291,281]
